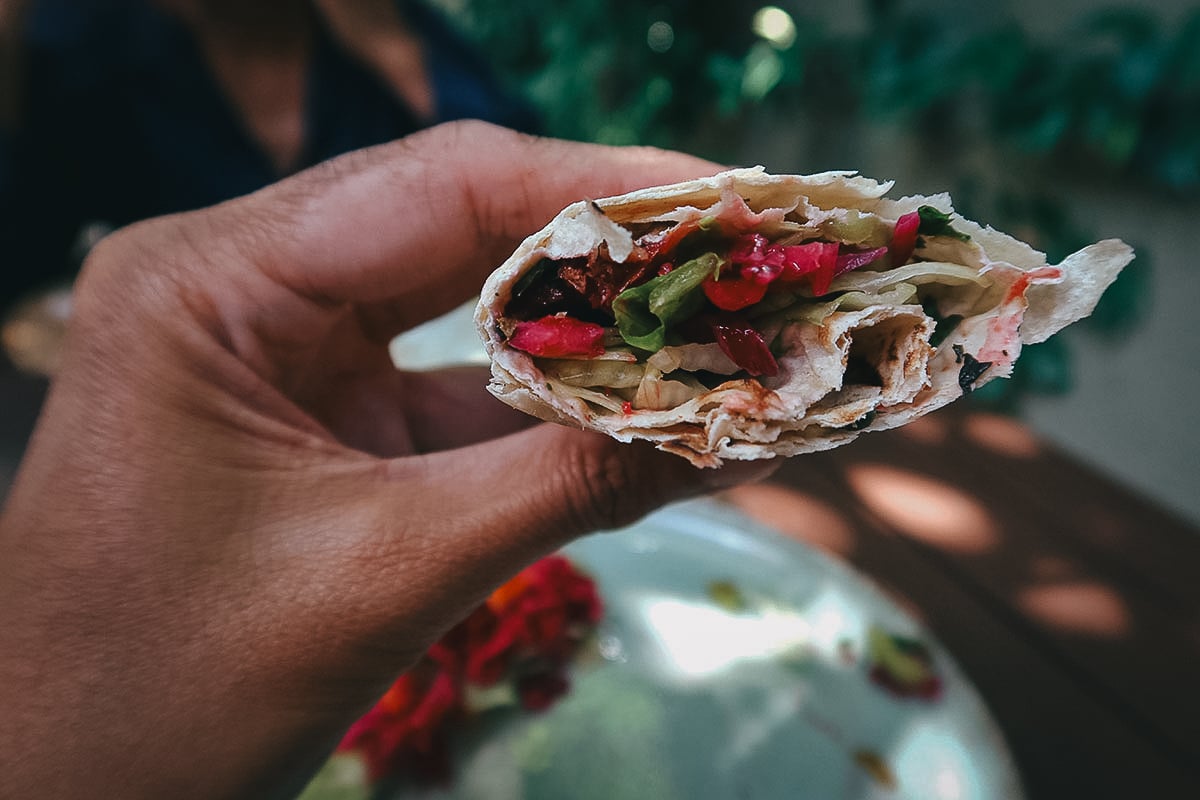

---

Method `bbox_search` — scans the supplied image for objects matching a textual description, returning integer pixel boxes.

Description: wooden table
[722,408,1200,798]
[4,355,1197,797]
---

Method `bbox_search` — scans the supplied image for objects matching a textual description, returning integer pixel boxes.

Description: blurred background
[1,0,1197,522]
[430,0,1198,522]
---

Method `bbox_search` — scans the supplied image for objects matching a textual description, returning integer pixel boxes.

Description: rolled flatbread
[475,167,1133,467]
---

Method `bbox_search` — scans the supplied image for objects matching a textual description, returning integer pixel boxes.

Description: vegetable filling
[498,201,985,413]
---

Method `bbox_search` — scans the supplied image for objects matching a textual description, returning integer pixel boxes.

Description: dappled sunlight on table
[721,483,856,557]
[1017,581,1132,639]
[845,463,1000,555]
[962,413,1042,460]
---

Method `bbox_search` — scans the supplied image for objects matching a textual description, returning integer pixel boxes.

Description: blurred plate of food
[304,497,1023,800]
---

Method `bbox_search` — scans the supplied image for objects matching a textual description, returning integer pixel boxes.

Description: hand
[0,122,772,799]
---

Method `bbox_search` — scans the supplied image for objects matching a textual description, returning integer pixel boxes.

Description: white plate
[306,498,1023,800]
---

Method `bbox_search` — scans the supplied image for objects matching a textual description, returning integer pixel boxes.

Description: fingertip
[700,457,782,491]
[473,425,777,539]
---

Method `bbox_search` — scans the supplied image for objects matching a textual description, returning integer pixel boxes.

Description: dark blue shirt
[0,0,538,307]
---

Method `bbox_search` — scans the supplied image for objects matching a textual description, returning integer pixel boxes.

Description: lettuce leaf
[612,253,722,351]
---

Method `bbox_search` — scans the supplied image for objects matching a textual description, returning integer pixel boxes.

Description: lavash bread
[476,168,1133,467]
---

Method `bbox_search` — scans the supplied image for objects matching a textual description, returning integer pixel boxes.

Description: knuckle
[440,117,502,141]
[70,221,161,328]
[559,441,653,534]
[70,214,218,346]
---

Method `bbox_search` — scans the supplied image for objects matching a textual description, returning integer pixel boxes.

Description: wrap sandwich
[475,168,1133,467]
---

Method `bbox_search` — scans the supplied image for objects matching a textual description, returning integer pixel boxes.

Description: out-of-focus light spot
[1018,581,1131,637]
[389,301,487,369]
[641,596,811,679]
[646,20,674,53]
[752,6,797,49]
[847,464,1000,554]
[597,634,628,663]
[809,602,848,650]
[722,483,857,556]
[935,765,964,799]
[1,286,73,376]
[892,727,981,800]
[741,42,783,101]
[963,413,1041,459]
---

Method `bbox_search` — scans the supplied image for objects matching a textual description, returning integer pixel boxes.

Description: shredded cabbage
[829,261,988,294]
[544,379,628,414]
[627,344,723,409]
[647,343,741,375]
[756,283,919,328]
[543,359,645,388]
[793,283,920,324]
[820,210,892,248]
[634,371,707,410]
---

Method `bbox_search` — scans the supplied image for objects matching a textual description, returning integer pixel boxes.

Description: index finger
[240,121,721,333]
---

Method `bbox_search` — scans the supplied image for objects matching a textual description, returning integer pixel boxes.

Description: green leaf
[612,253,721,351]
[916,206,971,241]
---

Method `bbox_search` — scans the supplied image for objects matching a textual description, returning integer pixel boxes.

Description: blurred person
[0,0,537,312]
[0,120,772,799]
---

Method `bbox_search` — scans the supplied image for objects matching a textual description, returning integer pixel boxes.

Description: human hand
[0,122,773,799]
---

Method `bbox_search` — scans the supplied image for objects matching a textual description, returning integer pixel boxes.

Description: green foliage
[444,0,1198,187]
[436,0,1170,407]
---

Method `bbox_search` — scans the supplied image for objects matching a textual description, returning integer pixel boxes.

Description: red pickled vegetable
[778,241,839,286]
[729,233,772,264]
[811,246,888,296]
[730,235,841,296]
[703,275,769,311]
[835,246,889,273]
[509,315,605,358]
[889,211,920,267]
[639,220,700,262]
[713,322,778,377]
[741,260,783,284]
[729,234,784,283]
